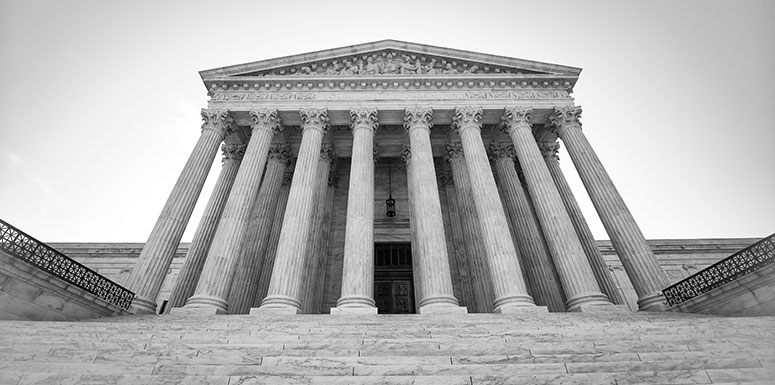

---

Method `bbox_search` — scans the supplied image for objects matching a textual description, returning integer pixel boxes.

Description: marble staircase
[0,311,773,384]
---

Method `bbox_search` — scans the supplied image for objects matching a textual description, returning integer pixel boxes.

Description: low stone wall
[0,250,130,321]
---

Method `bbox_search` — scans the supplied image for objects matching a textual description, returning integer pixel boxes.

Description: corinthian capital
[538,141,560,162]
[499,106,533,134]
[488,143,516,161]
[445,143,464,163]
[221,143,246,162]
[452,106,483,134]
[349,107,379,134]
[249,109,282,135]
[300,108,330,135]
[547,106,582,137]
[400,144,412,164]
[320,143,336,164]
[267,143,292,166]
[403,107,433,133]
[201,109,234,135]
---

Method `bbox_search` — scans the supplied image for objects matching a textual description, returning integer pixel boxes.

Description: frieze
[210,90,570,102]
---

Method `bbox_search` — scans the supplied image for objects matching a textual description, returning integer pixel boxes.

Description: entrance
[374,243,415,314]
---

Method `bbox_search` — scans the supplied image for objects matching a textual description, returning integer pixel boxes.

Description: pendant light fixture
[385,157,396,217]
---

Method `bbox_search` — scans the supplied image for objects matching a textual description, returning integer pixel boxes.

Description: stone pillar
[539,141,625,305]
[227,144,291,314]
[548,106,669,310]
[334,107,379,313]
[452,107,536,312]
[166,143,245,311]
[402,145,423,309]
[183,109,282,313]
[489,143,566,312]
[403,108,465,314]
[445,143,495,313]
[311,171,338,313]
[501,107,611,311]
[439,172,476,311]
[259,108,329,313]
[252,169,293,307]
[126,109,233,314]
[300,144,334,313]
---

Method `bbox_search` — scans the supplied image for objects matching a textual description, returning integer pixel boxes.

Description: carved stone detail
[300,108,330,135]
[451,106,483,134]
[400,144,412,164]
[267,144,292,165]
[538,142,560,161]
[403,107,433,133]
[221,143,246,162]
[547,106,582,136]
[499,106,533,133]
[349,107,379,133]
[438,170,454,187]
[320,143,336,164]
[201,109,234,134]
[445,143,464,162]
[248,109,282,135]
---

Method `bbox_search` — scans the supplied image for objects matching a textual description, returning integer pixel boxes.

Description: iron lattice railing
[662,233,775,306]
[0,218,134,310]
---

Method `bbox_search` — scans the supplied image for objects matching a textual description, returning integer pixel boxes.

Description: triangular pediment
[200,40,581,79]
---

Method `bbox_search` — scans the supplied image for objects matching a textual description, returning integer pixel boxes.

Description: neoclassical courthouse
[123,40,673,316]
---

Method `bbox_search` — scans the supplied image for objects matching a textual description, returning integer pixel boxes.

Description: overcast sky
[1,0,773,243]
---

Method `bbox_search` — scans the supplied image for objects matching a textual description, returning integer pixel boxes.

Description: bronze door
[374,243,415,314]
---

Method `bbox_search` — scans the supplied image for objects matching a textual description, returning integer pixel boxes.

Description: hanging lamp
[385,157,396,217]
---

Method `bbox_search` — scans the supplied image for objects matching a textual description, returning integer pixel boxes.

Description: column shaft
[501,107,611,311]
[166,143,244,311]
[311,174,337,313]
[252,171,292,307]
[540,141,625,305]
[126,109,232,313]
[453,107,535,311]
[441,174,476,310]
[337,108,378,309]
[227,144,290,314]
[549,107,669,310]
[260,108,329,312]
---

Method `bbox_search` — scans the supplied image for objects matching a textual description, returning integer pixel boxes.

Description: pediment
[200,40,581,79]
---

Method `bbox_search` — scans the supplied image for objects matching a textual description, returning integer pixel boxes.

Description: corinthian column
[126,109,233,314]
[445,143,494,313]
[259,108,329,313]
[227,143,291,314]
[334,107,379,313]
[548,106,669,310]
[183,109,282,313]
[539,141,625,305]
[501,107,611,311]
[489,143,566,312]
[452,107,536,312]
[166,143,245,311]
[403,108,465,314]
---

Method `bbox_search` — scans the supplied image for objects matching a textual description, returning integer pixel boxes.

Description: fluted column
[311,171,338,313]
[166,143,245,311]
[501,107,611,311]
[126,109,233,314]
[489,143,566,312]
[183,109,282,313]
[227,144,291,314]
[445,143,495,313]
[335,107,379,313]
[452,107,536,312]
[259,108,329,313]
[252,170,293,308]
[539,141,625,305]
[548,106,669,310]
[403,108,464,313]
[300,144,334,313]
[402,145,423,308]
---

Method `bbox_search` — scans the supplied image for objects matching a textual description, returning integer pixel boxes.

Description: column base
[565,292,613,312]
[250,307,300,315]
[336,295,376,308]
[169,306,225,315]
[494,305,548,314]
[417,295,460,309]
[183,295,229,314]
[256,294,302,314]
[419,305,468,315]
[637,291,669,311]
[493,294,536,309]
[129,296,157,315]
[330,307,378,315]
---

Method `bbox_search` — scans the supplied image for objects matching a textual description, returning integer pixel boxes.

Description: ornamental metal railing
[0,218,134,310]
[663,233,775,306]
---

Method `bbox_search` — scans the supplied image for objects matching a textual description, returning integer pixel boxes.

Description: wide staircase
[1,310,773,385]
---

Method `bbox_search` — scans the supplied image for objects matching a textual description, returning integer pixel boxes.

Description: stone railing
[0,218,134,310]
[663,233,775,306]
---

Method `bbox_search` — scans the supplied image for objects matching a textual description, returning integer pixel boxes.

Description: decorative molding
[488,143,516,161]
[267,144,292,166]
[400,144,412,164]
[209,89,571,102]
[451,106,483,134]
[403,107,433,133]
[320,143,336,164]
[221,143,247,162]
[248,108,282,135]
[547,106,582,137]
[438,170,454,187]
[499,106,533,134]
[200,109,234,134]
[349,107,379,133]
[538,141,560,162]
[300,108,330,135]
[445,143,464,162]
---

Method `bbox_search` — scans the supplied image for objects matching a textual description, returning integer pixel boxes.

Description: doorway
[374,243,415,314]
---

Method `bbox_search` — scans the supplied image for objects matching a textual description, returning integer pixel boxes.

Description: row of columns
[127,105,669,315]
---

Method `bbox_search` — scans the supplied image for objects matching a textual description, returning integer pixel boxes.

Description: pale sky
[0,0,773,243]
